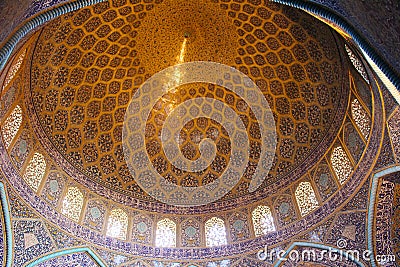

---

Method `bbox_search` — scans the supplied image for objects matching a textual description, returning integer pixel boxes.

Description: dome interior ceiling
[28,0,348,206]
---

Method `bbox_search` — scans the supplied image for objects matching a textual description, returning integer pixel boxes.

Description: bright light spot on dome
[177,38,187,64]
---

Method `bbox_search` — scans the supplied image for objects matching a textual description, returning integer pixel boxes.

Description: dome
[28,0,347,211]
[0,0,398,266]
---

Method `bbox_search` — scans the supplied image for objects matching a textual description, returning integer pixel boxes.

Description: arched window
[330,146,353,184]
[1,105,22,148]
[295,182,319,217]
[345,44,369,84]
[2,50,26,90]
[106,208,129,240]
[205,217,227,247]
[252,205,275,236]
[23,152,46,192]
[61,186,84,222]
[155,218,176,247]
[351,98,371,140]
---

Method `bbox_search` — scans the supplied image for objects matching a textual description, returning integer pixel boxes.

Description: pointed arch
[295,182,319,217]
[106,208,129,240]
[23,152,46,192]
[252,205,276,236]
[205,217,227,247]
[1,104,22,148]
[61,186,84,222]
[330,146,353,184]
[155,218,176,247]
